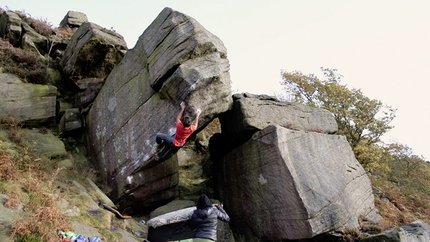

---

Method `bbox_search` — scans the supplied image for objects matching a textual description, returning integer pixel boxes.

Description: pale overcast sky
[2,1,429,160]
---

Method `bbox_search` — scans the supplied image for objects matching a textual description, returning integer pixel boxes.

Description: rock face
[86,7,232,212]
[0,73,57,124]
[212,94,381,241]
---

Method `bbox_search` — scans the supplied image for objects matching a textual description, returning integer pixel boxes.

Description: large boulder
[219,125,381,241]
[60,21,127,87]
[210,95,380,240]
[86,7,232,212]
[0,73,57,125]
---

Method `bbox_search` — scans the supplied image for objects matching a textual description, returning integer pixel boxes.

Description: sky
[2,1,429,160]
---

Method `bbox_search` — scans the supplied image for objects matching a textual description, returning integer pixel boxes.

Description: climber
[155,101,201,159]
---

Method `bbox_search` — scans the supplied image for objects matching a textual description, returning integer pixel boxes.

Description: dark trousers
[156,133,174,146]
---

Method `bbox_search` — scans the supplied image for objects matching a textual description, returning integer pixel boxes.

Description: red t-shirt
[173,120,196,147]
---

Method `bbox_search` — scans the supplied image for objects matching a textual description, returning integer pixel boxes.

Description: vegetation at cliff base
[0,129,71,241]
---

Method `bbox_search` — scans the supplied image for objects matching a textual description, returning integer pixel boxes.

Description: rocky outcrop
[361,220,430,242]
[0,11,22,46]
[86,7,232,212]
[0,11,50,56]
[60,22,127,88]
[0,9,73,75]
[0,73,57,125]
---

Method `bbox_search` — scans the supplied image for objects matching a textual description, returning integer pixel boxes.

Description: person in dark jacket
[189,194,230,241]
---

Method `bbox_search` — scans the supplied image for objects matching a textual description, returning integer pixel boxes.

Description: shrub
[0,38,50,84]
[6,155,70,241]
[1,115,24,144]
[29,17,53,38]
[0,140,18,181]
[13,11,53,38]
[54,26,75,39]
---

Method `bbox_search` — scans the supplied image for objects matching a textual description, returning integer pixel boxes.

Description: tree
[280,68,396,167]
[387,143,424,178]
